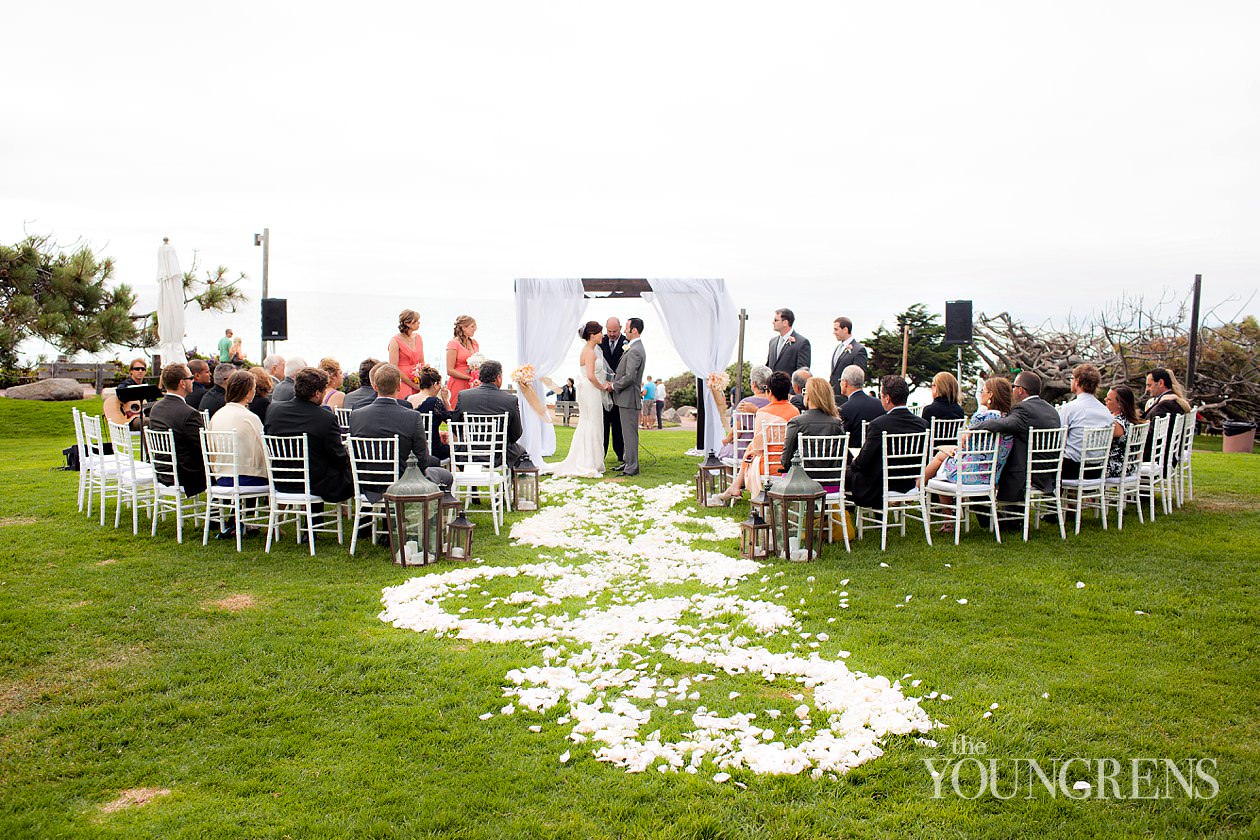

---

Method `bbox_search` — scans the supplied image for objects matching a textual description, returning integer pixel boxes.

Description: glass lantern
[695,450,728,506]
[438,489,461,560]
[446,509,475,560]
[512,456,540,512]
[766,450,827,561]
[739,509,772,560]
[384,454,443,566]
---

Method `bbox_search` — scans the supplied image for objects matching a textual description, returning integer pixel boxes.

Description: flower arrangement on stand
[512,364,550,420]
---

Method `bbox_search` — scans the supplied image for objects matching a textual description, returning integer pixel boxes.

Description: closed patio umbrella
[156,237,186,366]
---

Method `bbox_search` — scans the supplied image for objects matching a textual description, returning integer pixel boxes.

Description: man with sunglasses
[120,358,149,387]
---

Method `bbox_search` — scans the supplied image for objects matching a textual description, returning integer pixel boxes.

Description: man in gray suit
[611,318,646,476]
[828,316,868,403]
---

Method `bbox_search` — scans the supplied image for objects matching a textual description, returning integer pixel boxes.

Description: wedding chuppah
[512,278,740,472]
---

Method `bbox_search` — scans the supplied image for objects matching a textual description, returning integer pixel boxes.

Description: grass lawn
[1,398,1258,838]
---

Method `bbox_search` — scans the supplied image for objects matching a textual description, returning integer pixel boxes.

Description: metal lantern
[383,454,443,566]
[446,509,475,560]
[766,450,827,561]
[439,489,461,558]
[695,450,728,506]
[739,509,772,560]
[512,456,541,511]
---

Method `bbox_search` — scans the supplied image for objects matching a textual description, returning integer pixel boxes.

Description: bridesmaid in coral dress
[445,314,479,409]
[388,309,424,400]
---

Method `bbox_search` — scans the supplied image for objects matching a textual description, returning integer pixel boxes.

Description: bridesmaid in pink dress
[445,314,479,409]
[388,309,424,399]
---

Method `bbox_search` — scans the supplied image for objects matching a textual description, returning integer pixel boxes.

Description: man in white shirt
[1058,363,1115,479]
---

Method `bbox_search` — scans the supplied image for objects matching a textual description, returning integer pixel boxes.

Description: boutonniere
[785,335,796,345]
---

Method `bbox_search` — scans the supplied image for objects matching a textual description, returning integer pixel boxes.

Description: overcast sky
[3,1,1257,377]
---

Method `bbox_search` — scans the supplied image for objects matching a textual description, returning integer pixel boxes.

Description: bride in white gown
[549,321,614,478]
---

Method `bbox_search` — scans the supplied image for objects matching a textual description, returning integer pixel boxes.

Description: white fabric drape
[514,278,587,465]
[156,240,186,366]
[643,278,738,453]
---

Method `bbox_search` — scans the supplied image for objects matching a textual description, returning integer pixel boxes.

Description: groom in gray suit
[611,317,646,476]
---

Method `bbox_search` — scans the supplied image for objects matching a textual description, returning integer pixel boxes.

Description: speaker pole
[1186,273,1202,393]
[956,345,962,390]
[255,227,270,358]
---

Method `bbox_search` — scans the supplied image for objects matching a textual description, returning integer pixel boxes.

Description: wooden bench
[556,400,580,426]
[36,362,124,395]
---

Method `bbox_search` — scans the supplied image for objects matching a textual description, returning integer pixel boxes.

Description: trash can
[1222,420,1256,453]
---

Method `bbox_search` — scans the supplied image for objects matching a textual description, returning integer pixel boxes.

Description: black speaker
[944,300,973,345]
[262,298,288,342]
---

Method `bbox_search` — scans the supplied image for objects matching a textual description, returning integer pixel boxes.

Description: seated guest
[262,354,286,386]
[409,365,451,460]
[208,371,268,487]
[972,370,1061,506]
[230,336,245,365]
[718,364,774,458]
[846,375,929,509]
[1142,367,1190,465]
[148,363,207,496]
[342,358,382,411]
[119,358,149,388]
[1059,363,1114,479]
[789,368,810,413]
[1105,385,1141,478]
[924,377,1014,484]
[264,367,353,502]
[921,371,965,424]
[838,365,885,449]
[186,359,212,409]
[348,363,453,492]
[711,371,799,503]
[320,358,346,410]
[199,363,234,418]
[247,366,273,424]
[271,356,305,403]
[450,359,526,467]
[780,377,845,488]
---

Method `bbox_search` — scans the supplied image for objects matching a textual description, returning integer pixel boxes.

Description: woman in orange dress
[388,309,424,400]
[445,314,479,409]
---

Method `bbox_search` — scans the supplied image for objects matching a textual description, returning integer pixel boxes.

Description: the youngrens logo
[925,736,1219,800]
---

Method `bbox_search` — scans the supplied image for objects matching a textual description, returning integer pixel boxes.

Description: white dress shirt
[1058,392,1115,461]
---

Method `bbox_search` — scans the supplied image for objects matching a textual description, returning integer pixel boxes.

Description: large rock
[662,407,680,424]
[6,378,85,401]
[678,406,698,420]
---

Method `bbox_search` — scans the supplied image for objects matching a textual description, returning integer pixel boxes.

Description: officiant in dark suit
[600,317,629,465]
[828,316,868,403]
[767,308,810,374]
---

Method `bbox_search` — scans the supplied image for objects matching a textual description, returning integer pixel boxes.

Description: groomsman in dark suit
[149,363,208,497]
[846,375,928,509]
[264,367,353,502]
[767,308,810,374]
[600,317,629,466]
[828,316,868,403]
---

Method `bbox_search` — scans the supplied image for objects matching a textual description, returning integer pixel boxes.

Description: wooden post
[736,308,747,402]
[1186,274,1202,392]
[901,322,910,378]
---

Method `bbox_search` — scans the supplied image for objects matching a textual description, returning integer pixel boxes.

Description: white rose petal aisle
[380,478,944,778]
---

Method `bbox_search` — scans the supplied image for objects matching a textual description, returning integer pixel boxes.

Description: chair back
[417,411,436,456]
[107,419,144,480]
[334,406,353,434]
[858,419,871,450]
[262,434,313,496]
[953,429,1001,488]
[71,407,88,463]
[1025,426,1067,496]
[732,411,757,461]
[200,408,211,429]
[930,417,965,451]
[1167,413,1187,474]
[1118,421,1149,479]
[762,421,789,475]
[201,429,244,486]
[1145,414,1170,474]
[1077,426,1113,481]
[81,413,109,471]
[798,433,848,488]
[449,413,508,471]
[145,427,180,489]
[1179,412,1196,463]
[881,430,929,495]
[348,436,399,499]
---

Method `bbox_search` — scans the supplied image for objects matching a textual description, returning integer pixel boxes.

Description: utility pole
[254,228,270,359]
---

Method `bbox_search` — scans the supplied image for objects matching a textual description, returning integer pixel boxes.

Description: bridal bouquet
[511,364,536,386]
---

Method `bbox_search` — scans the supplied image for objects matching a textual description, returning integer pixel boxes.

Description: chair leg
[265,504,277,553]
[234,497,243,553]
[306,504,317,556]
